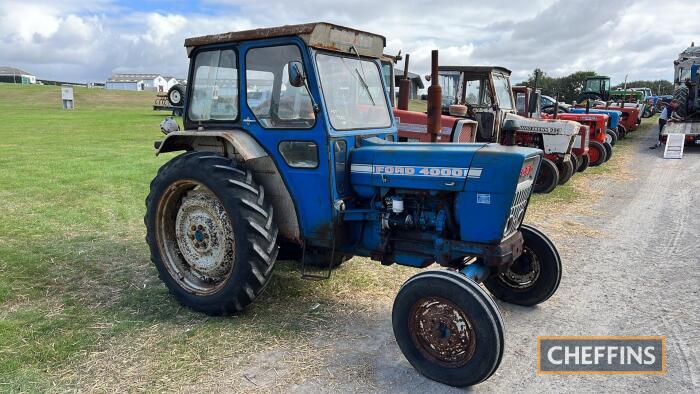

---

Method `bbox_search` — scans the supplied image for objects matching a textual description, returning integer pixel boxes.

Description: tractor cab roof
[438,65,512,77]
[184,22,386,58]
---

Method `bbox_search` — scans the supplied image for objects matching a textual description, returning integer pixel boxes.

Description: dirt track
[192,125,700,392]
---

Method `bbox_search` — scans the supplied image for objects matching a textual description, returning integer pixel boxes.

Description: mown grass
[0,85,644,391]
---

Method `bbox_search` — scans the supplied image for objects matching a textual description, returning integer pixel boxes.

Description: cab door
[238,38,334,243]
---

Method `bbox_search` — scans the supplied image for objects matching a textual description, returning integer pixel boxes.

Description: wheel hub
[499,247,541,289]
[409,297,476,368]
[173,189,233,285]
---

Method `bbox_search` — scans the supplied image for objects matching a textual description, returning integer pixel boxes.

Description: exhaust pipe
[427,50,442,142]
[397,54,410,111]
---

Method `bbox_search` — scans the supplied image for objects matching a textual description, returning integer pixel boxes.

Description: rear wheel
[672,86,689,117]
[603,141,613,162]
[642,106,653,118]
[483,225,561,306]
[605,129,618,146]
[577,153,590,172]
[588,140,607,166]
[533,158,559,194]
[167,84,186,107]
[556,158,575,185]
[392,270,504,387]
[145,152,278,315]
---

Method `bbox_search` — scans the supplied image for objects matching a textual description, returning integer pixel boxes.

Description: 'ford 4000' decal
[351,164,481,179]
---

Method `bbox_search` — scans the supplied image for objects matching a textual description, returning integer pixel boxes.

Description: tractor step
[299,240,334,281]
[663,133,685,159]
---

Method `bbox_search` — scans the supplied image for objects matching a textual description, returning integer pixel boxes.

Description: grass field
[0,85,640,391]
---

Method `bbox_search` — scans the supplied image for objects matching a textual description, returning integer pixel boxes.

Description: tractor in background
[381,54,479,143]
[146,23,562,388]
[437,65,580,193]
[664,42,700,146]
[514,86,589,174]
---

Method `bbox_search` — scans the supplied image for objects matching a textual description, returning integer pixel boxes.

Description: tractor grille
[503,180,533,238]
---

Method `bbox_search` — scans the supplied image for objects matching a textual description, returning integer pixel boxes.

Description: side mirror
[288,61,306,88]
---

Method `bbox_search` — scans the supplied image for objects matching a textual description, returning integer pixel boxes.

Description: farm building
[0,67,36,84]
[394,68,425,100]
[105,74,179,92]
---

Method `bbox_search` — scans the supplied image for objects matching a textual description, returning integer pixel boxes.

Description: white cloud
[0,0,696,85]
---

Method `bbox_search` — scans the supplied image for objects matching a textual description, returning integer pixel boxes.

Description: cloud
[0,0,697,85]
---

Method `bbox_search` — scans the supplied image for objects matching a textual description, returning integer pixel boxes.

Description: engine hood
[506,113,580,136]
[349,137,541,198]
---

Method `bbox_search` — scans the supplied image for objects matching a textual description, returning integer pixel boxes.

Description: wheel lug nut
[189,234,195,240]
[198,225,204,230]
[191,225,197,231]
[194,242,200,247]
[203,233,209,239]
[201,242,207,248]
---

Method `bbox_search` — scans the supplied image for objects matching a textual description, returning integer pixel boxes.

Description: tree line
[516,68,674,103]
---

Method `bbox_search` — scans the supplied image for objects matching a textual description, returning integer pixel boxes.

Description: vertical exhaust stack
[427,50,442,142]
[397,54,410,111]
[553,95,559,119]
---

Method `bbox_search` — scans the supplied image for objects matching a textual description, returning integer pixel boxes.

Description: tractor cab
[580,76,611,101]
[439,66,514,142]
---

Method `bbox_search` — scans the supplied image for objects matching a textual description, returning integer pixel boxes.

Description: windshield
[440,73,460,107]
[316,53,391,131]
[493,74,513,110]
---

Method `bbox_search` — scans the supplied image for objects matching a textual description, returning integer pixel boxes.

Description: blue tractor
[145,23,562,387]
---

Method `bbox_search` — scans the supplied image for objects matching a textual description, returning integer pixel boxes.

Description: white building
[0,67,36,84]
[105,74,180,92]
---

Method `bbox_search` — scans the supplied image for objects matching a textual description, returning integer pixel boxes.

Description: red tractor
[594,103,641,133]
[542,109,610,167]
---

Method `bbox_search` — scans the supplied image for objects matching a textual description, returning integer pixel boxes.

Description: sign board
[61,85,75,110]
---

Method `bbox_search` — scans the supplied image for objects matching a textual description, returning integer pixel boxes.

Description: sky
[0,0,697,86]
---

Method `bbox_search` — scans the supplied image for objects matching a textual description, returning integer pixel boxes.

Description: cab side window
[189,49,238,121]
[246,45,315,129]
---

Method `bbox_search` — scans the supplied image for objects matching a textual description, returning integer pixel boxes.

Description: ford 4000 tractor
[145,23,562,387]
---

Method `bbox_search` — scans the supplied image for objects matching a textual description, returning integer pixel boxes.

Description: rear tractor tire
[556,157,575,185]
[483,225,562,306]
[392,270,504,387]
[617,124,627,139]
[587,140,607,166]
[145,152,278,315]
[533,158,559,194]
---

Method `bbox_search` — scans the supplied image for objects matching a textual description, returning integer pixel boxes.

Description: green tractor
[579,76,644,103]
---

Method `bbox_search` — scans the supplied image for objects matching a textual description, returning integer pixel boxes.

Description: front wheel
[577,153,590,172]
[556,158,575,185]
[603,141,613,162]
[588,140,607,166]
[606,129,618,146]
[483,225,562,306]
[392,270,504,387]
[533,158,559,194]
[145,152,278,315]
[617,124,627,139]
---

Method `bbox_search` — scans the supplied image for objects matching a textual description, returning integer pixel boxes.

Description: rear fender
[155,130,301,243]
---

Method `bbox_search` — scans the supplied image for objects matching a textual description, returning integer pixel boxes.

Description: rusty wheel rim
[156,180,235,295]
[499,246,540,290]
[408,296,477,368]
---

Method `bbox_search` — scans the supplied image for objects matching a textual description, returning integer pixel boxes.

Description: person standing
[651,99,680,148]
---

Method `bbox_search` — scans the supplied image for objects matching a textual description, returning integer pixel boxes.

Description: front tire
[145,152,278,315]
[577,153,590,172]
[617,124,627,139]
[588,140,607,166]
[483,225,561,306]
[533,158,559,194]
[556,158,575,185]
[603,141,613,162]
[606,129,618,146]
[392,270,504,387]
[167,84,186,107]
